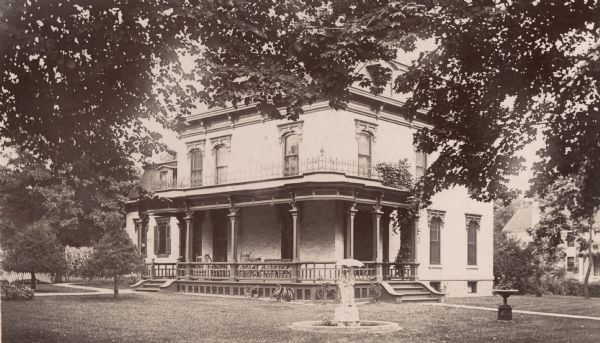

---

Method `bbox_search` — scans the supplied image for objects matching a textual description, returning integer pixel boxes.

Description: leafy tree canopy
[3,0,600,209]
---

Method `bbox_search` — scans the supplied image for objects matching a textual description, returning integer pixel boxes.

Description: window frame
[415,150,427,179]
[190,149,203,186]
[214,144,229,184]
[429,216,442,265]
[283,133,300,176]
[357,132,372,177]
[467,220,478,266]
[154,218,171,257]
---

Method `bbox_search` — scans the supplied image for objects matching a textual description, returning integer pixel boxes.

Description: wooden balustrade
[145,261,419,281]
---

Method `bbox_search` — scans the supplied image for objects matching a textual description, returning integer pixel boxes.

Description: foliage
[530,174,599,298]
[493,234,563,295]
[375,159,413,190]
[64,246,94,281]
[368,282,382,303]
[87,227,144,298]
[315,282,338,304]
[319,313,336,327]
[0,280,35,300]
[2,220,67,289]
[0,150,137,248]
[272,284,295,302]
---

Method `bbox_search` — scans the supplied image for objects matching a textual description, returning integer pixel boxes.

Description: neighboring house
[503,200,600,283]
[125,65,494,300]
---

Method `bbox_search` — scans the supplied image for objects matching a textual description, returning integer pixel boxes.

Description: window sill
[466,266,478,270]
[156,254,170,258]
[429,265,442,270]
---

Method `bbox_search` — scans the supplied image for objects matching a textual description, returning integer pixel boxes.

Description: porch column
[184,213,194,262]
[134,218,142,254]
[227,207,239,262]
[372,204,384,280]
[290,201,299,261]
[346,203,357,259]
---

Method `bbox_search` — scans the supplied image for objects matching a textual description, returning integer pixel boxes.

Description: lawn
[69,278,134,290]
[34,283,94,294]
[3,293,600,343]
[447,295,600,317]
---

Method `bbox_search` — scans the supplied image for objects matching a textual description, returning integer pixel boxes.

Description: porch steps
[132,280,168,293]
[381,281,444,303]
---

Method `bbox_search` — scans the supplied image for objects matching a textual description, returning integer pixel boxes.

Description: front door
[211,209,228,262]
[354,210,373,261]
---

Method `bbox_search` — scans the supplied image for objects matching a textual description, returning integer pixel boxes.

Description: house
[125,69,494,301]
[503,199,600,283]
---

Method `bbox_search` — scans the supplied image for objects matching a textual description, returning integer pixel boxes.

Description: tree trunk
[584,214,595,299]
[30,272,37,290]
[113,274,119,298]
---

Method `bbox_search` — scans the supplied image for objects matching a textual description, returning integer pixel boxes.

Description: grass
[69,278,133,290]
[447,294,600,317]
[34,283,94,294]
[3,293,600,343]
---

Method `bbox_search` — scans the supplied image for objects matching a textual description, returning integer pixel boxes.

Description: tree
[0,151,136,248]
[88,227,144,298]
[2,220,67,290]
[530,174,599,299]
[4,0,600,213]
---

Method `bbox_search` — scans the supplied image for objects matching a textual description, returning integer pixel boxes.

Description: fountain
[289,259,401,333]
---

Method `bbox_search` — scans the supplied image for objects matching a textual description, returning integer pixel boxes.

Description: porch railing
[144,261,419,282]
[149,156,401,191]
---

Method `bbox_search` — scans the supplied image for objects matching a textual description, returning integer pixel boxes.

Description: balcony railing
[149,156,394,191]
[142,261,419,282]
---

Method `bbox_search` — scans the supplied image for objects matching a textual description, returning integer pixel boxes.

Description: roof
[502,206,533,234]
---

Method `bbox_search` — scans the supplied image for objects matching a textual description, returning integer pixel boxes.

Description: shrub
[1,280,35,300]
[272,284,295,302]
[368,282,382,302]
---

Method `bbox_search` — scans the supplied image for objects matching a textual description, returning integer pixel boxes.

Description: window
[358,132,372,177]
[190,149,203,186]
[215,145,229,184]
[415,151,427,179]
[467,221,478,265]
[154,219,171,256]
[430,217,442,265]
[159,170,168,182]
[567,257,575,272]
[467,281,477,293]
[567,231,575,247]
[594,255,600,276]
[284,134,299,176]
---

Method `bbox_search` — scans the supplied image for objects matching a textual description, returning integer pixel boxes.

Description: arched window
[215,145,229,184]
[429,217,442,265]
[467,220,478,265]
[190,149,203,187]
[358,132,372,176]
[284,134,299,176]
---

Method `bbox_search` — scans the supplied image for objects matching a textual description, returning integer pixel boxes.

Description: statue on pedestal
[334,259,362,326]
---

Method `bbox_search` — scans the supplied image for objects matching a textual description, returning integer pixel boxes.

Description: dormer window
[190,149,203,187]
[284,134,299,176]
[357,132,372,177]
[215,145,229,184]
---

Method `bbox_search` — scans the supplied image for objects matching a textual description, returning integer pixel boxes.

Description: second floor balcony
[149,156,404,192]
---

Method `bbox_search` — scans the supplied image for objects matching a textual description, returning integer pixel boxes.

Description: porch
[143,260,420,282]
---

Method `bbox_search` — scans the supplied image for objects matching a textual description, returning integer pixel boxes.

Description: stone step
[397,292,433,298]
[135,287,160,292]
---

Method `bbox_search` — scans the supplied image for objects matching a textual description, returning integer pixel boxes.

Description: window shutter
[154,225,159,255]
[165,224,171,255]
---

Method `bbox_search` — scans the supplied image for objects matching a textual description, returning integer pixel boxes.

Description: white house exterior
[125,86,493,300]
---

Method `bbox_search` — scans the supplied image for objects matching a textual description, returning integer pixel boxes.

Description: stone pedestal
[334,305,360,326]
[498,304,513,321]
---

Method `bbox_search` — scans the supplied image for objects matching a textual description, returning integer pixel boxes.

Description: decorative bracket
[465,213,482,230]
[277,121,303,144]
[186,140,206,155]
[355,119,378,142]
[427,209,446,228]
[210,135,232,152]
